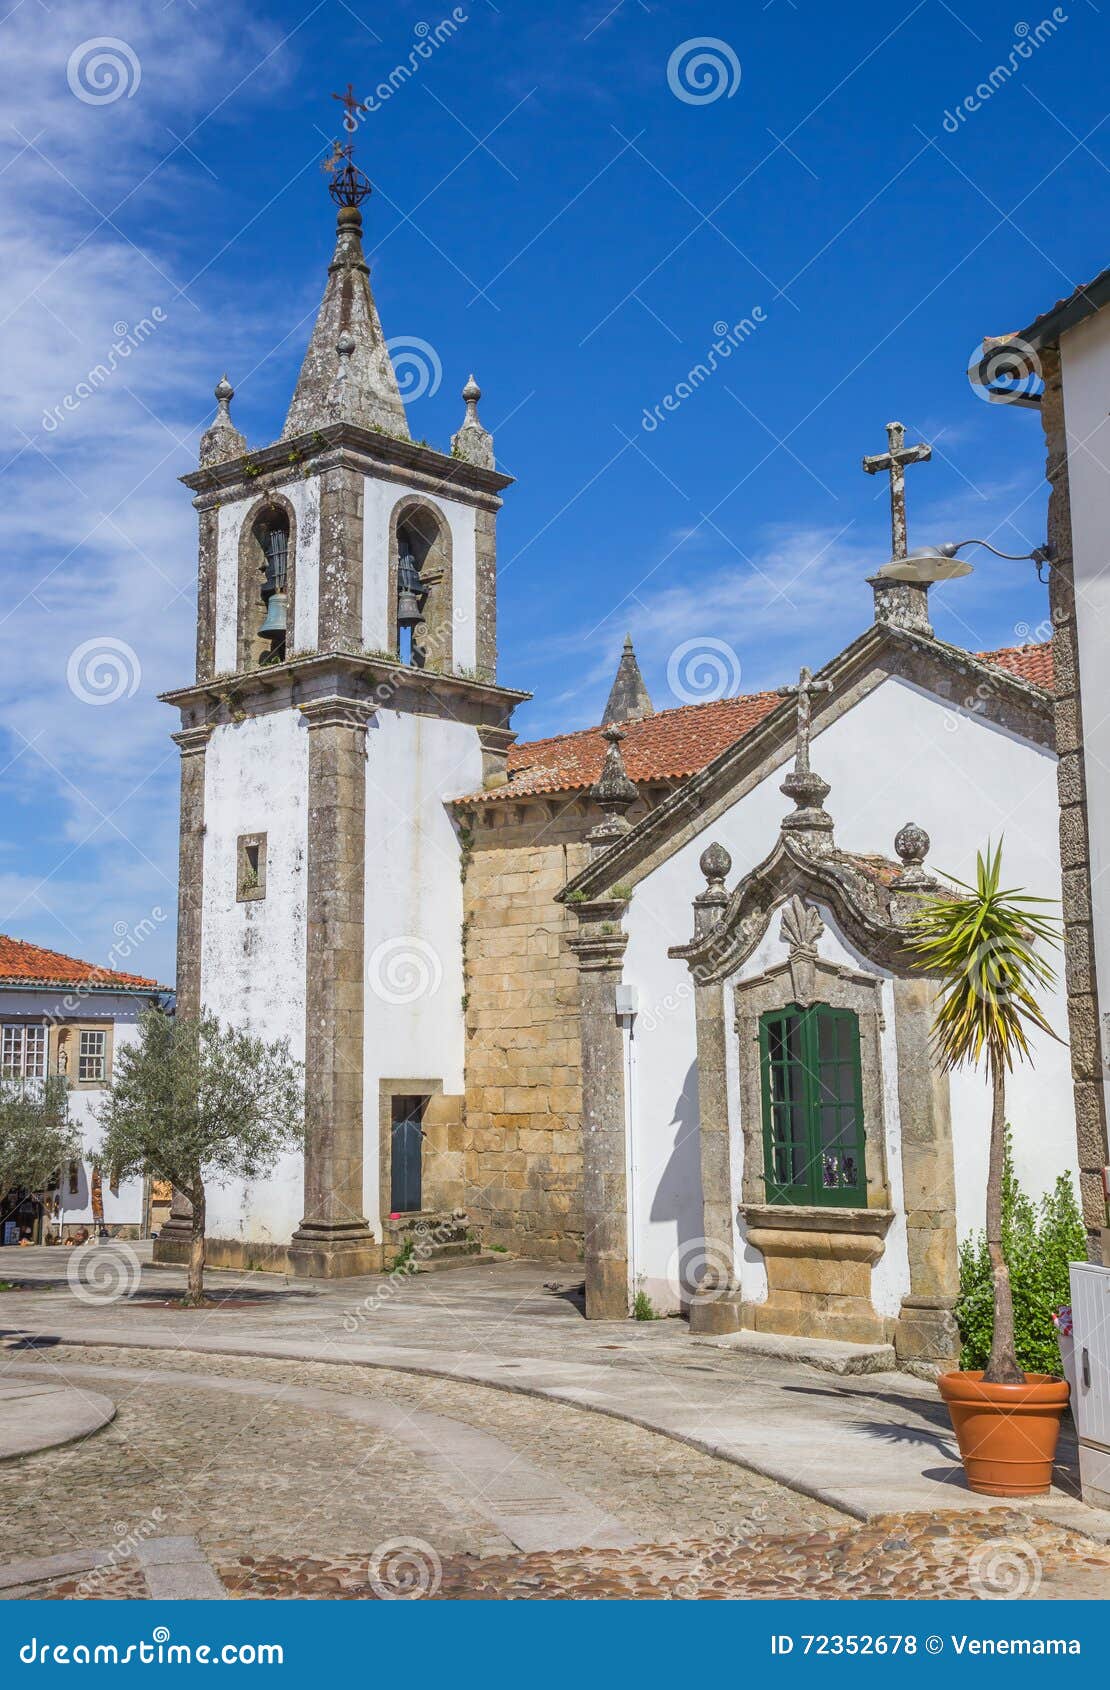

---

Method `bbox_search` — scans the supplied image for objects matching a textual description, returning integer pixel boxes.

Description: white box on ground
[1068,1260,1110,1511]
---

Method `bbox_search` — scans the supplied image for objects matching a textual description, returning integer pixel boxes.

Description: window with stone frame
[1,1022,47,1082]
[78,1028,108,1084]
[236,832,267,902]
[758,1004,866,1207]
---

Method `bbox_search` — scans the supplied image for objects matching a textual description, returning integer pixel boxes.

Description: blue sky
[0,0,1105,982]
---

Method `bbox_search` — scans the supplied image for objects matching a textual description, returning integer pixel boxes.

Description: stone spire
[451,375,494,469]
[199,375,246,467]
[282,204,409,441]
[602,635,654,726]
[587,726,639,853]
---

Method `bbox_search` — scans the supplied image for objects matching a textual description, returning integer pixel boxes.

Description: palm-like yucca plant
[907,841,1060,1385]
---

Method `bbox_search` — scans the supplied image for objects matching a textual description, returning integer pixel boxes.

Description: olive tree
[98,1008,304,1305]
[0,1076,79,1230]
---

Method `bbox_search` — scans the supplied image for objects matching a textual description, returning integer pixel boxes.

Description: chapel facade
[157,166,1078,1367]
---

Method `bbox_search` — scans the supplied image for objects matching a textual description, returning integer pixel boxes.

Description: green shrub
[632,1288,658,1322]
[957,1137,1086,1376]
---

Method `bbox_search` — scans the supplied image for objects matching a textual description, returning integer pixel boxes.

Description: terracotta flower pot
[938,1370,1070,1497]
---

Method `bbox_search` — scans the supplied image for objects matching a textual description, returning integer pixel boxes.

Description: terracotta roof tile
[975,641,1054,690]
[0,935,161,992]
[455,642,1053,807]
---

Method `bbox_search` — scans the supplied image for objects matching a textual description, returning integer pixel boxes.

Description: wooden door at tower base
[390,1095,426,1213]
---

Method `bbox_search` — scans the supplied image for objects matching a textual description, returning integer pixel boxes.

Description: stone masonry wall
[1042,343,1110,1262]
[460,812,591,1260]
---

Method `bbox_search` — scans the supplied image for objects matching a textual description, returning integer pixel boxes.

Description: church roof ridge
[454,639,1052,809]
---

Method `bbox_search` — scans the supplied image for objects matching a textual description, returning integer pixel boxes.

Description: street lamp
[876,538,1053,586]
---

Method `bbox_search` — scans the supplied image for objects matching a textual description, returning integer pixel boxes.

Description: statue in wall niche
[780,894,824,1004]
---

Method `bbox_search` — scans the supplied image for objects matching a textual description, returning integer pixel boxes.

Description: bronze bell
[397,545,424,629]
[259,590,287,636]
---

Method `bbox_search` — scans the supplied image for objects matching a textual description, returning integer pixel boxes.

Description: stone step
[693,1328,897,1376]
[414,1250,513,1275]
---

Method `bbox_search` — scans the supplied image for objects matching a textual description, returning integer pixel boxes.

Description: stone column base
[151,1233,190,1266]
[894,1295,959,1367]
[688,1285,745,1335]
[288,1221,383,1279]
[584,1257,628,1320]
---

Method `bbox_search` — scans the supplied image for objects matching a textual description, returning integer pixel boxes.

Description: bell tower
[157,120,526,1276]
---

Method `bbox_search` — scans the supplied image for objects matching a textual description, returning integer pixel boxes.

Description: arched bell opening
[388,499,453,671]
[237,497,298,672]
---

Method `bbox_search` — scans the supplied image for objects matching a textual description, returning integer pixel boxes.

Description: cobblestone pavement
[0,1257,1094,1528]
[3,1347,1109,1601]
[0,1346,838,1568]
[217,1512,1110,1601]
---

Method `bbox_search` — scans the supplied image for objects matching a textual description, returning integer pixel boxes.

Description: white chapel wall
[623,672,1075,1310]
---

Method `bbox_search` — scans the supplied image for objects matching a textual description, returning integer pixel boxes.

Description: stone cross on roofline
[778,665,832,779]
[777,666,834,849]
[862,420,931,560]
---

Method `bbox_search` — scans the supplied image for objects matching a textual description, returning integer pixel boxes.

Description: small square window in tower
[390,1095,426,1214]
[236,833,267,902]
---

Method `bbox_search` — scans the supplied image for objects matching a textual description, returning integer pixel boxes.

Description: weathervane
[322,85,373,208]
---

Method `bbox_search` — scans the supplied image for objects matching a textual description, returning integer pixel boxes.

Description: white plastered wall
[622,672,1075,1311]
[361,709,482,1229]
[199,710,310,1244]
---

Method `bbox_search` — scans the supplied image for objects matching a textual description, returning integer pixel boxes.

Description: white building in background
[974,274,1110,1262]
[0,935,166,1244]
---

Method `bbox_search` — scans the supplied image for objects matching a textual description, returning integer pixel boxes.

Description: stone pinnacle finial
[199,373,246,468]
[892,821,933,890]
[602,634,654,726]
[451,373,494,469]
[587,725,640,854]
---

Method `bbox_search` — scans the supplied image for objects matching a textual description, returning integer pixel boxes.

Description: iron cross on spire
[779,666,832,777]
[331,83,364,132]
[862,420,931,560]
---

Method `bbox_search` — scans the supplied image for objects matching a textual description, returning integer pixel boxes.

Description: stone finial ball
[214,374,234,403]
[895,821,930,865]
[463,374,481,403]
[700,842,732,882]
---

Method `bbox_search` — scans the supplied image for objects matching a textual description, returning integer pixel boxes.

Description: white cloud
[0,0,294,979]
